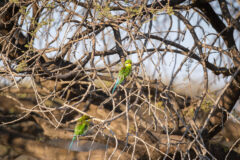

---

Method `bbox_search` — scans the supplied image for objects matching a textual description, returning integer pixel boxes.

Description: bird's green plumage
[74,115,90,135]
[112,59,132,94]
[68,115,90,151]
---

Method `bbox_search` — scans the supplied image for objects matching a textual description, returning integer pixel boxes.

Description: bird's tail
[68,136,76,151]
[112,78,119,94]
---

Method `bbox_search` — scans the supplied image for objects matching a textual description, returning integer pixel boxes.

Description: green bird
[68,115,91,151]
[112,59,132,94]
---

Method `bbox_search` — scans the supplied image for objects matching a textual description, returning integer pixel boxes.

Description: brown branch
[112,26,125,64]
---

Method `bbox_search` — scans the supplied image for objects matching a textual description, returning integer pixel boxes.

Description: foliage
[1,0,240,159]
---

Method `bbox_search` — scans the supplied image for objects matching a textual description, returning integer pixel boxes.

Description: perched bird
[112,59,132,94]
[68,115,91,151]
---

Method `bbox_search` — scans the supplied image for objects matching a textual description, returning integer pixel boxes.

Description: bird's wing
[125,66,132,75]
[112,65,129,94]
[76,122,88,135]
[118,67,127,84]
